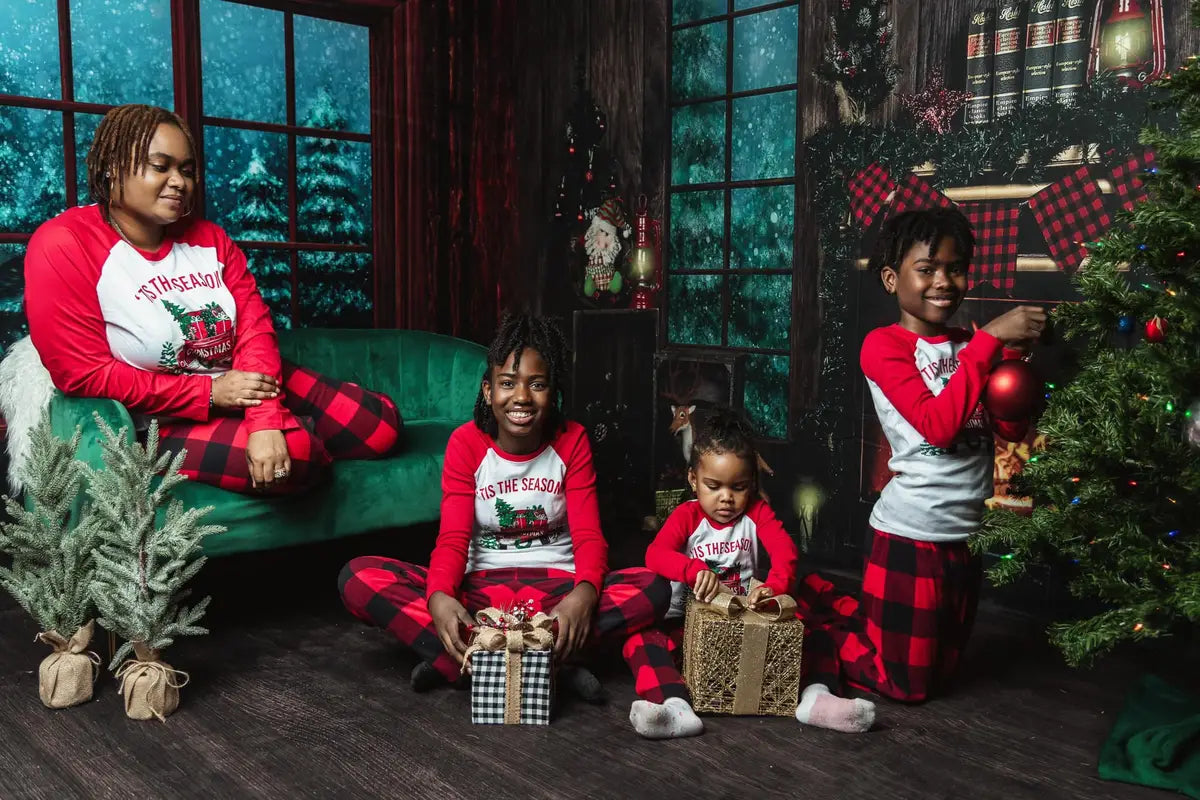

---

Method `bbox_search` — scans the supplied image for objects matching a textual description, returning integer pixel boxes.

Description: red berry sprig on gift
[1145,316,1168,343]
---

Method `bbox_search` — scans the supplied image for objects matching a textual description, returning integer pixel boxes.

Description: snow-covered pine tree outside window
[667,0,801,440]
[200,2,373,329]
[0,0,376,344]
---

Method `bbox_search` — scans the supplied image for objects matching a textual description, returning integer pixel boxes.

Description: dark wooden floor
[0,529,1185,800]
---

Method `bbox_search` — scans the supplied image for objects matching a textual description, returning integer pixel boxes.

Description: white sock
[629,696,705,739]
[794,683,876,734]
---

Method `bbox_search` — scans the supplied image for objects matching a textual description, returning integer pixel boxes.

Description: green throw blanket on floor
[1100,674,1200,799]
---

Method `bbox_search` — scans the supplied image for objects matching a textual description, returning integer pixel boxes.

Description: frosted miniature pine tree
[0,414,103,707]
[86,416,223,672]
[0,414,98,638]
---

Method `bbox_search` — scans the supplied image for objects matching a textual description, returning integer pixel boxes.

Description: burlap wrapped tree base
[37,620,101,709]
[114,642,189,721]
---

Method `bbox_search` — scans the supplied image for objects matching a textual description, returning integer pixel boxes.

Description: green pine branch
[975,56,1200,666]
[84,415,224,669]
[0,413,98,634]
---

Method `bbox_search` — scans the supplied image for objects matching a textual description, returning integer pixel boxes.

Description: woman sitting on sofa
[23,103,401,494]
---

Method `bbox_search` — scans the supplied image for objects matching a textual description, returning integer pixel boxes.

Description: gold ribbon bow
[693,586,799,715]
[462,607,555,724]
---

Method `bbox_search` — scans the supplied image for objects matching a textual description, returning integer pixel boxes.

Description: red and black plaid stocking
[887,173,954,217]
[961,201,1020,291]
[848,163,896,229]
[1106,149,1157,212]
[1027,166,1111,273]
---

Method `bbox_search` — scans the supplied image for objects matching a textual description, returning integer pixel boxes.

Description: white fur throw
[0,336,58,495]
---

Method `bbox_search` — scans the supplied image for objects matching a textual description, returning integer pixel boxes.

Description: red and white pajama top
[426,421,608,600]
[861,324,1028,543]
[24,204,284,433]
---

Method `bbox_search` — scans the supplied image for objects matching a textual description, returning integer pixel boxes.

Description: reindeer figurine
[663,370,774,501]
[668,403,698,464]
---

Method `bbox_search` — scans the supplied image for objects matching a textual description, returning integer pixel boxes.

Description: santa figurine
[582,197,630,297]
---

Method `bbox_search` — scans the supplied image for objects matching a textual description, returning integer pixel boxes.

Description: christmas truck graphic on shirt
[157,300,235,373]
[477,497,561,550]
[705,558,748,595]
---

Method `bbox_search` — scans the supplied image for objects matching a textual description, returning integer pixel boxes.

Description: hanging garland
[798,75,1162,492]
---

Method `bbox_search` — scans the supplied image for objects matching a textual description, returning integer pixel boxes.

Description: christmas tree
[86,417,222,671]
[552,67,620,226]
[813,0,900,124]
[297,88,371,327]
[226,148,292,325]
[0,416,98,638]
[975,52,1200,666]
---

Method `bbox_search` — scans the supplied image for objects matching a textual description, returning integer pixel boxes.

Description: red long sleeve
[646,504,710,586]
[744,499,798,596]
[25,216,211,419]
[860,326,1004,450]
[217,236,285,433]
[646,499,797,596]
[426,426,478,600]
[559,427,608,590]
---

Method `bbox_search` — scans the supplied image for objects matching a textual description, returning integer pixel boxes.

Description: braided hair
[86,104,197,208]
[689,406,760,476]
[866,207,974,284]
[473,312,570,438]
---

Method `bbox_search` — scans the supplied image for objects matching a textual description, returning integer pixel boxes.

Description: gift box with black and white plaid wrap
[470,649,554,725]
[464,604,556,725]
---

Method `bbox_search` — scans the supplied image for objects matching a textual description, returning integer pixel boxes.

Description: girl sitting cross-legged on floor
[339,312,671,697]
[622,408,876,739]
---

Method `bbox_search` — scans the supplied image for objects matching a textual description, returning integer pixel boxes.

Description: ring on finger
[273,468,289,479]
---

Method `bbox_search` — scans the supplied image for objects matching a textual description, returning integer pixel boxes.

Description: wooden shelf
[853,256,1061,271]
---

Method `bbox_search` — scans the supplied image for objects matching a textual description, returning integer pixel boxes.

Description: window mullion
[284,10,299,325]
[721,10,733,349]
[58,0,77,208]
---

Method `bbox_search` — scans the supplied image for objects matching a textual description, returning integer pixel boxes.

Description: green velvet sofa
[47,329,487,556]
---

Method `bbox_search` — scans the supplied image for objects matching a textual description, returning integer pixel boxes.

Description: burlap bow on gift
[114,642,190,722]
[36,620,101,709]
[691,586,798,715]
[462,607,555,725]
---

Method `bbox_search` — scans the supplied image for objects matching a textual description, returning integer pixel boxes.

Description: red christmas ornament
[984,359,1041,421]
[847,67,858,78]
[585,170,594,182]
[841,0,851,9]
[1145,315,1168,342]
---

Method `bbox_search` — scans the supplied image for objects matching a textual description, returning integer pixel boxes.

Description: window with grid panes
[0,0,374,347]
[667,0,799,440]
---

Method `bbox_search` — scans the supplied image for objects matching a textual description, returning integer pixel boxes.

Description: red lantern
[1145,315,1167,342]
[984,359,1041,421]
[1088,0,1166,89]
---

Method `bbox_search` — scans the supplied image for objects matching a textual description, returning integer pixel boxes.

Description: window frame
[664,0,803,441]
[0,0,397,327]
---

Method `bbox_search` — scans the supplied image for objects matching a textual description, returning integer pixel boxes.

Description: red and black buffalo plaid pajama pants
[620,613,843,705]
[339,559,676,695]
[797,528,982,703]
[157,360,402,493]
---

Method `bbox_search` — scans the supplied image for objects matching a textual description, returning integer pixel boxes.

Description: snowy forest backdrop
[0,0,374,346]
